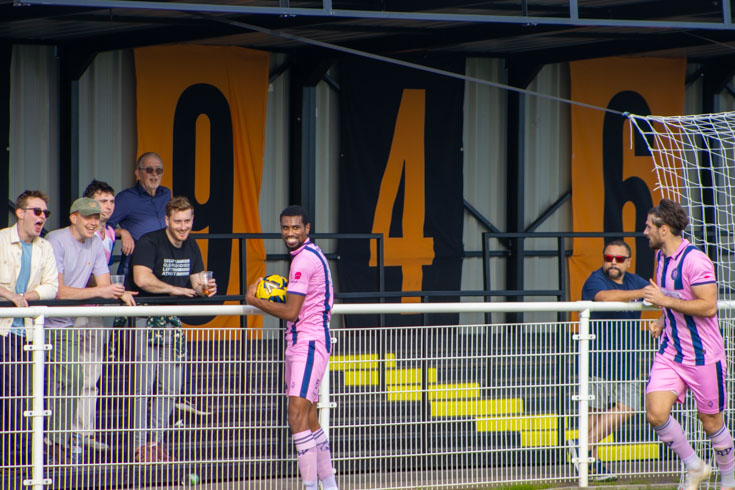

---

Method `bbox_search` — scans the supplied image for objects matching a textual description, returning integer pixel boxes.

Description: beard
[604,267,622,280]
[648,237,662,250]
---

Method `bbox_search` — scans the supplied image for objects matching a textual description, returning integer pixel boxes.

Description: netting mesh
[628,111,735,301]
[628,111,735,488]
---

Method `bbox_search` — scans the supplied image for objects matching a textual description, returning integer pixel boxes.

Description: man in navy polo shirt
[108,152,171,276]
[570,239,648,481]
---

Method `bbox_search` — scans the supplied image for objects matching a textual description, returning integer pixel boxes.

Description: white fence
[1,301,733,489]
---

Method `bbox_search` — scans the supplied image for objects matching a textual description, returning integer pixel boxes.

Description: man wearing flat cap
[44,197,136,463]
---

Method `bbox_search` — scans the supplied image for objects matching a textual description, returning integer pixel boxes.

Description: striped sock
[654,416,699,470]
[313,428,337,488]
[710,424,735,486]
[293,430,317,485]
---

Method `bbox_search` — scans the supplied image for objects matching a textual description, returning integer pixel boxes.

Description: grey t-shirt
[46,227,109,327]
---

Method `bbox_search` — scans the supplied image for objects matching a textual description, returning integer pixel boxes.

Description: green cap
[70,197,101,216]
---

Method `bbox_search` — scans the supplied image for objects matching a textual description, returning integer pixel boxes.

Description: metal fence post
[26,312,51,489]
[575,308,593,487]
[318,336,338,440]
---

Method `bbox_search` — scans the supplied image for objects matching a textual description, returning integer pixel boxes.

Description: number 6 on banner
[369,89,435,303]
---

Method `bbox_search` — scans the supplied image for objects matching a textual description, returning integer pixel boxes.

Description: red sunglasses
[604,254,629,263]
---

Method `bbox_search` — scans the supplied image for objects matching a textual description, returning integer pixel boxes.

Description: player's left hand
[649,316,664,339]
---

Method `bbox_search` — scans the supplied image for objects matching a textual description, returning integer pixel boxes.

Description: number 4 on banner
[369,89,435,303]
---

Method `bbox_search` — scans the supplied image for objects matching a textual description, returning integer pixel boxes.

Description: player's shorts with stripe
[646,353,727,414]
[285,339,330,403]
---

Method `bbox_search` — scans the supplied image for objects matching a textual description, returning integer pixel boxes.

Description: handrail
[3,300,735,318]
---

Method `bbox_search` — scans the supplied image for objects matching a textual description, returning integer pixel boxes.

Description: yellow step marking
[476,414,558,432]
[521,430,558,448]
[343,370,379,386]
[599,443,659,461]
[428,383,481,400]
[387,384,422,402]
[386,368,437,385]
[329,354,380,371]
[432,398,524,417]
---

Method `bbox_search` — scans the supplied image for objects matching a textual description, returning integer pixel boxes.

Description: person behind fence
[68,180,122,455]
[45,197,136,464]
[107,152,170,277]
[0,190,58,470]
[83,180,117,265]
[127,196,216,463]
[642,198,735,490]
[246,205,338,490]
[571,239,648,481]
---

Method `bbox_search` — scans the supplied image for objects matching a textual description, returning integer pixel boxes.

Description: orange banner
[569,57,685,314]
[134,45,269,337]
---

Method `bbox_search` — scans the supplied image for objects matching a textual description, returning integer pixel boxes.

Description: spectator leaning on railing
[107,152,170,277]
[69,180,125,455]
[0,190,58,471]
[44,197,136,464]
[126,196,216,463]
[569,239,647,482]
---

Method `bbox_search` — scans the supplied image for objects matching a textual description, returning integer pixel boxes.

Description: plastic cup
[200,271,214,296]
[110,275,125,285]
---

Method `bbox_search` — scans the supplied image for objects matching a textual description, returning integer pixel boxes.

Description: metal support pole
[574,308,593,487]
[26,313,51,489]
[317,336,337,440]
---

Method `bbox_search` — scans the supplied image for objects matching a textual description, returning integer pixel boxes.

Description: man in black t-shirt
[129,196,217,463]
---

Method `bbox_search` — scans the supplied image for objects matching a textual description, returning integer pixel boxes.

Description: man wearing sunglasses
[572,240,648,481]
[0,190,59,472]
[108,152,171,277]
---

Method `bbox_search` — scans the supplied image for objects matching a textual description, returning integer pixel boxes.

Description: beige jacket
[0,225,59,336]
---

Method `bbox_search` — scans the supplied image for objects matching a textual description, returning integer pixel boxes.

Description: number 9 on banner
[255,274,289,303]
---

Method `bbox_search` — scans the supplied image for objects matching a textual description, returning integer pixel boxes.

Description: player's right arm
[246,279,305,322]
[643,279,717,318]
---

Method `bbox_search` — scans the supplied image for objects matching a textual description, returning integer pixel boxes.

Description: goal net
[628,111,735,487]
[628,111,735,302]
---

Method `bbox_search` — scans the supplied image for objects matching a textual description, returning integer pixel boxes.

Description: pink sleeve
[687,251,716,287]
[288,255,313,296]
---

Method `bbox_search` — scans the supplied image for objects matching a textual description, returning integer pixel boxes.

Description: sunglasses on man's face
[140,167,164,175]
[604,254,629,263]
[22,207,51,218]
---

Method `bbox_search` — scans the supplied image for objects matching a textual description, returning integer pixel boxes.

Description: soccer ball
[255,274,288,303]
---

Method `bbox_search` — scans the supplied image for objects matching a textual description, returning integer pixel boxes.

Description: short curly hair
[648,199,689,236]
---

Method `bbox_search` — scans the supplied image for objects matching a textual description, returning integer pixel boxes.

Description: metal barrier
[0,301,732,489]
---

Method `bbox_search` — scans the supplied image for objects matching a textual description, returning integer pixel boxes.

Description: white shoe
[681,462,711,490]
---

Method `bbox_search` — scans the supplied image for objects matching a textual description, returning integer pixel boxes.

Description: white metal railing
[0,300,733,489]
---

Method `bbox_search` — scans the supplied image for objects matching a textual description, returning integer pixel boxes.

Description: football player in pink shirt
[643,199,734,490]
[247,205,337,490]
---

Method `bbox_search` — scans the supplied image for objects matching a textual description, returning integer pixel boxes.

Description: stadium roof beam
[14,0,735,31]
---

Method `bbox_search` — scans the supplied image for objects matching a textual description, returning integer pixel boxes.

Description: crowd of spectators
[0,152,215,472]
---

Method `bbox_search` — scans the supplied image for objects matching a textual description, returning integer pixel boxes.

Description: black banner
[338,57,465,327]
